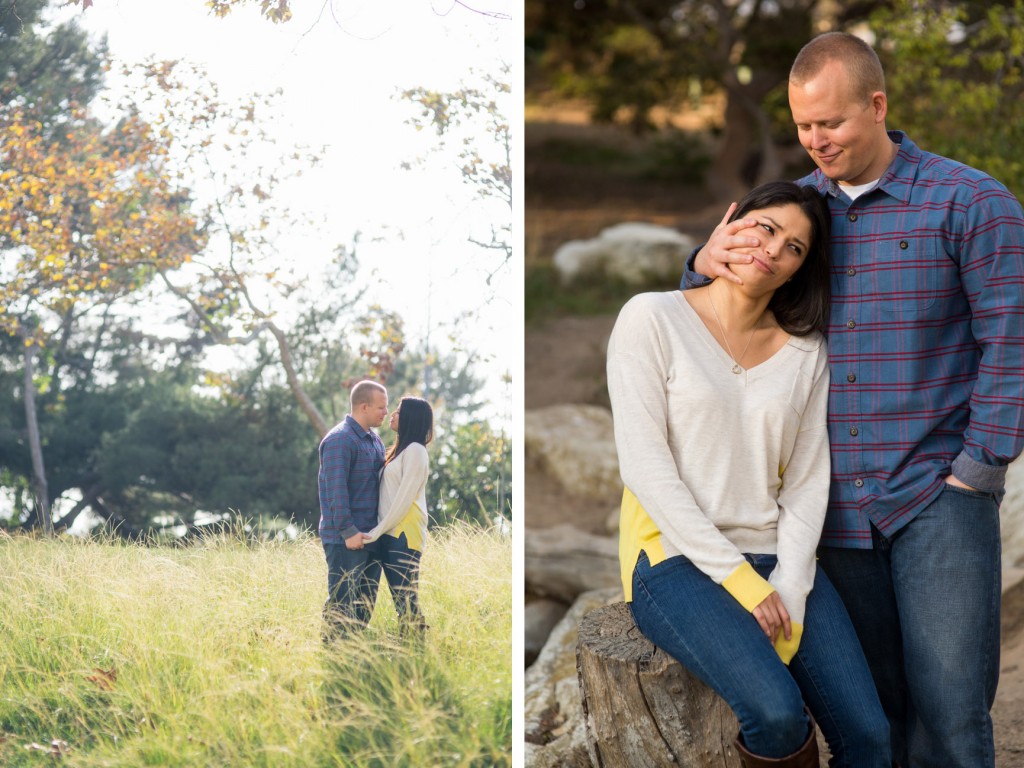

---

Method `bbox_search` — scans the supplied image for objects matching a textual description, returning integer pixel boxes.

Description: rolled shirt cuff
[950,451,1006,493]
[339,524,362,540]
[681,246,713,290]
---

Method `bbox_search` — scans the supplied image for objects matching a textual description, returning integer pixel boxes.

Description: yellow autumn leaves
[0,106,203,340]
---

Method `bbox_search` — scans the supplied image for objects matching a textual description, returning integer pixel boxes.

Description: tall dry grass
[0,524,511,767]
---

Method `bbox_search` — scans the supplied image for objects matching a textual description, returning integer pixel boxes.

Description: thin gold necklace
[707,288,756,374]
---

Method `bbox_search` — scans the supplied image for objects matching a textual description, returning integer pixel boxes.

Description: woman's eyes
[758,222,803,255]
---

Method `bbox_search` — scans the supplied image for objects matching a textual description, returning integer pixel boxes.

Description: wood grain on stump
[576,601,742,768]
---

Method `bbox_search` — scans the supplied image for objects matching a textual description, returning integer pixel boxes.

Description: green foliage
[532,130,709,183]
[871,0,1024,199]
[587,24,678,133]
[429,421,511,529]
[645,129,712,182]
[94,378,320,529]
[0,324,504,534]
[526,0,812,132]
[525,264,659,324]
[0,0,107,124]
[0,526,511,766]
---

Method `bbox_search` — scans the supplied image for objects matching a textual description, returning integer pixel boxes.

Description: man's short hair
[350,379,386,408]
[790,31,885,102]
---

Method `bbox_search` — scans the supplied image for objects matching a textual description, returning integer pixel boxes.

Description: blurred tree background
[0,0,511,537]
[525,0,1024,319]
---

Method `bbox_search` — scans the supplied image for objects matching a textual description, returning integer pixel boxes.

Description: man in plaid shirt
[318,379,388,639]
[685,32,1024,768]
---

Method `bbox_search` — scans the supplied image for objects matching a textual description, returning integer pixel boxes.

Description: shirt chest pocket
[872,243,952,314]
[355,438,383,470]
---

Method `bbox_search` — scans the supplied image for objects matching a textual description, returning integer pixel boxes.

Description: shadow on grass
[319,631,510,768]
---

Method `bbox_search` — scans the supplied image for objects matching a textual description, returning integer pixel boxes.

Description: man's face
[364,391,389,428]
[788,61,889,186]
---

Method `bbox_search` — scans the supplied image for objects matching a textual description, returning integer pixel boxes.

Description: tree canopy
[1,0,512,537]
[527,0,1024,202]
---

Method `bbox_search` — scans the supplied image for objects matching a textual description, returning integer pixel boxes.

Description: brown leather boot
[734,711,819,767]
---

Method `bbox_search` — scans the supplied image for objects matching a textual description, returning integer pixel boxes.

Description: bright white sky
[68,0,517,428]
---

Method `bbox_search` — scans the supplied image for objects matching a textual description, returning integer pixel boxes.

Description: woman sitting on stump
[606,181,889,767]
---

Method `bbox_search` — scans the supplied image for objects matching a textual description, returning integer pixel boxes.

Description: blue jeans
[630,550,890,765]
[380,532,423,623]
[818,483,1001,768]
[322,539,382,638]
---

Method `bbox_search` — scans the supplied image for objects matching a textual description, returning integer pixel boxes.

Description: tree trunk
[577,602,741,767]
[578,603,831,767]
[709,82,785,202]
[22,342,52,535]
[53,481,104,532]
[266,320,329,437]
[708,91,757,204]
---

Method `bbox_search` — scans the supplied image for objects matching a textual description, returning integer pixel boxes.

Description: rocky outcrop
[524,404,621,502]
[525,588,619,768]
[553,222,697,286]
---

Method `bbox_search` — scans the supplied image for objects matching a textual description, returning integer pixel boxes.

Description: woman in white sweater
[607,182,888,768]
[365,396,432,634]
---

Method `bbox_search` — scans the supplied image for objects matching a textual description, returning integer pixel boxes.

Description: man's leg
[889,485,1000,768]
[818,531,909,765]
[323,540,380,639]
[354,539,384,626]
[787,565,890,768]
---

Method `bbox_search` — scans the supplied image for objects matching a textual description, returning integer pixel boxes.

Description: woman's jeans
[818,484,1001,768]
[630,550,890,765]
[380,532,423,623]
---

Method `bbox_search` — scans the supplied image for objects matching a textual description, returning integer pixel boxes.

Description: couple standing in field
[317,379,434,640]
[608,32,1024,768]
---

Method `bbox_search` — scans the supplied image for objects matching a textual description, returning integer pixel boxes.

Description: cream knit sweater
[607,291,830,660]
[365,442,429,551]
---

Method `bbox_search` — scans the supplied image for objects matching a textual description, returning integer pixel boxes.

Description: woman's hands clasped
[752,592,792,644]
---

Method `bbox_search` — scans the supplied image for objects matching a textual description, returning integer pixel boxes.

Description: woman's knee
[736,695,809,756]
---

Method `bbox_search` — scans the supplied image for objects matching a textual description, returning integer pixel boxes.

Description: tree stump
[576,601,741,768]
[577,603,832,767]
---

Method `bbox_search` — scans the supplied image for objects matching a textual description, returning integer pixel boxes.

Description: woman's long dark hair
[730,181,831,336]
[385,396,434,466]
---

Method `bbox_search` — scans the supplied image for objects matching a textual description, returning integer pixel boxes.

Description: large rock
[525,404,621,501]
[525,524,620,603]
[1002,455,1024,568]
[526,599,570,667]
[525,588,620,768]
[553,222,697,286]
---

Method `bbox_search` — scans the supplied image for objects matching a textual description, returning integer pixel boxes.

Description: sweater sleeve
[768,340,831,631]
[365,444,429,542]
[607,294,773,610]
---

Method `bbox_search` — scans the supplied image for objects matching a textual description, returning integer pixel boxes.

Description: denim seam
[631,565,723,692]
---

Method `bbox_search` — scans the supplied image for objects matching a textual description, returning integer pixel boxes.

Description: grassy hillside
[0,525,511,767]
